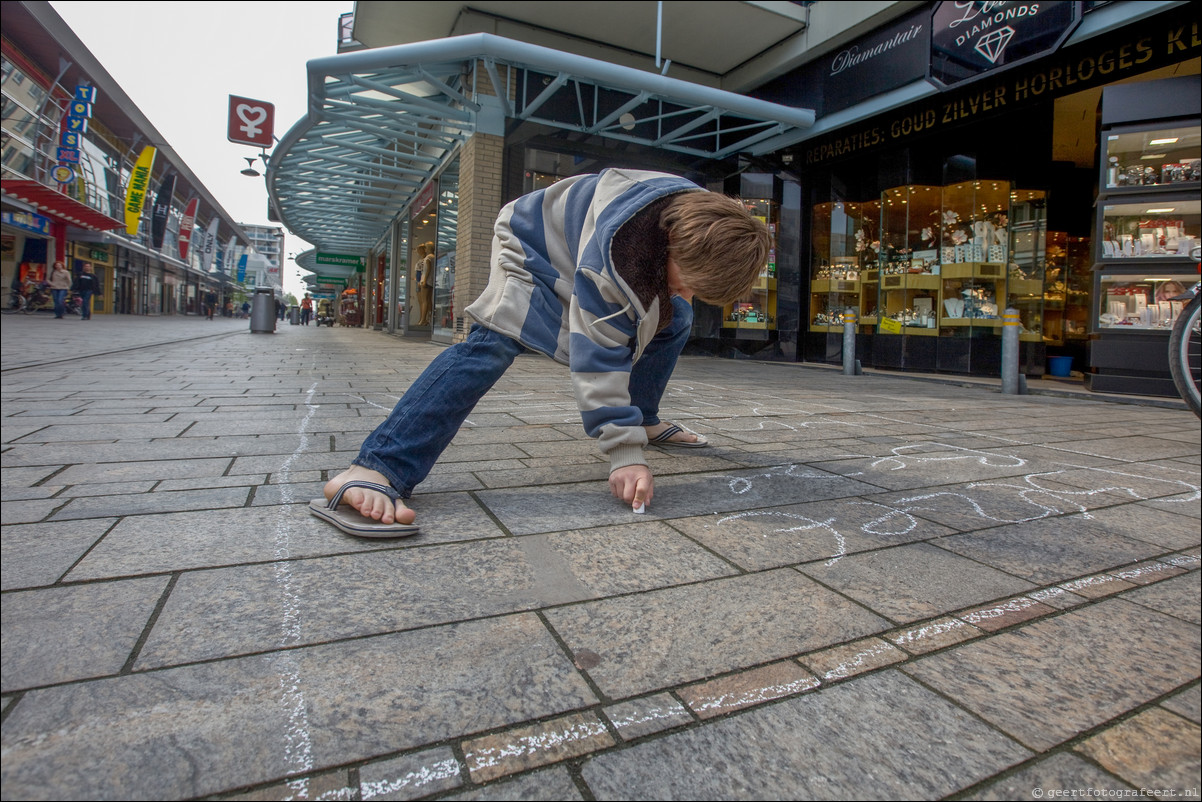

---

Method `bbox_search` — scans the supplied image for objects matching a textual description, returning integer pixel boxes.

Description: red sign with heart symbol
[227,95,275,147]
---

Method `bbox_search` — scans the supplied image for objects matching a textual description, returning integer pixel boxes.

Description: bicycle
[1167,246,1201,418]
[5,287,27,313]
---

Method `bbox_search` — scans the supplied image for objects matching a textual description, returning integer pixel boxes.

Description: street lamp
[240,157,260,177]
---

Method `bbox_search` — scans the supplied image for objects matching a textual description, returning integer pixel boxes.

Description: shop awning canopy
[267,33,815,255]
[1,179,125,231]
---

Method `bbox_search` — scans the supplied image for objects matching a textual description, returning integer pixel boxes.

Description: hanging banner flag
[124,146,157,236]
[199,218,220,272]
[178,198,199,260]
[150,173,176,250]
[220,235,237,274]
[236,253,248,282]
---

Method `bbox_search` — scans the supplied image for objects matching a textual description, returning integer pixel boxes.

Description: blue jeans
[79,292,92,319]
[355,296,694,497]
[52,288,67,317]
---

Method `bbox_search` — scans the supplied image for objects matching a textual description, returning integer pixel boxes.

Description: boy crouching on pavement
[310,168,770,537]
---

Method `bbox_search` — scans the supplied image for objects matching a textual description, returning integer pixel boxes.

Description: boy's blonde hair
[662,192,770,305]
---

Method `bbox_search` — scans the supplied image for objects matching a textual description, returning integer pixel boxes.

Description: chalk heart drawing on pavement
[711,443,1199,567]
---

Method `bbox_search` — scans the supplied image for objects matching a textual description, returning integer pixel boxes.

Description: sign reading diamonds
[930,1,1080,87]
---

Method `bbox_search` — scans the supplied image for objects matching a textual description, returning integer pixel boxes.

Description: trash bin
[250,288,276,333]
[289,305,300,325]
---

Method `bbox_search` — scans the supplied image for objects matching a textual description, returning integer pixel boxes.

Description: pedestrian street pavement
[1,311,1199,800]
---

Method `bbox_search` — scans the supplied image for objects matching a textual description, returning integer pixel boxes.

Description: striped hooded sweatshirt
[464,168,703,473]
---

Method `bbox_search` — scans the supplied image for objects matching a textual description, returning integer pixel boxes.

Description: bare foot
[644,422,704,445]
[324,466,416,525]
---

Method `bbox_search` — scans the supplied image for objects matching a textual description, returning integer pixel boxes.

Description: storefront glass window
[432,157,459,342]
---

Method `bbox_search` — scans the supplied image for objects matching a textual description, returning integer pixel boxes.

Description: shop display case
[1006,189,1048,346]
[1088,84,1199,396]
[857,199,882,327]
[878,185,942,331]
[1102,122,1200,193]
[1097,197,1200,260]
[1096,270,1193,332]
[935,180,1011,373]
[809,200,869,333]
[723,197,779,334]
[1041,232,1092,347]
[868,185,940,369]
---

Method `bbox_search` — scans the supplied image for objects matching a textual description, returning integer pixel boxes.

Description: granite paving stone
[1119,570,1202,624]
[0,517,115,590]
[805,441,1050,491]
[1111,558,1187,585]
[155,473,273,490]
[48,486,251,520]
[0,465,62,487]
[888,617,984,654]
[1160,684,1202,724]
[603,694,694,741]
[799,541,1037,624]
[62,504,424,580]
[677,661,819,718]
[12,421,193,442]
[1070,502,1202,549]
[932,517,1165,585]
[579,671,1031,800]
[463,711,614,783]
[1025,585,1089,609]
[224,770,355,801]
[1025,462,1201,504]
[957,596,1056,631]
[964,752,1135,800]
[545,569,888,699]
[902,598,1202,751]
[1057,572,1138,598]
[668,497,957,570]
[0,575,169,691]
[357,747,464,800]
[50,457,235,484]
[859,477,1134,533]
[0,485,63,500]
[0,614,596,800]
[1053,436,1200,462]
[1074,708,1201,793]
[136,525,734,667]
[0,498,68,525]
[801,637,908,682]
[477,464,877,536]
[443,767,584,801]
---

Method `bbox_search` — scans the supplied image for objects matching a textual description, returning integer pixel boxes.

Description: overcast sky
[50,0,354,297]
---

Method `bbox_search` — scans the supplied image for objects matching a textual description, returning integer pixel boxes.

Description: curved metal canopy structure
[267,32,814,256]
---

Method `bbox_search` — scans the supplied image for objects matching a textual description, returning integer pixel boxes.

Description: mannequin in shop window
[416,241,435,326]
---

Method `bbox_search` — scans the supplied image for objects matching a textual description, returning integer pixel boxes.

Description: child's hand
[609,465,654,511]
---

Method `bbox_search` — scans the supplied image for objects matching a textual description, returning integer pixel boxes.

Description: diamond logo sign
[973,26,1015,65]
[930,1,1081,87]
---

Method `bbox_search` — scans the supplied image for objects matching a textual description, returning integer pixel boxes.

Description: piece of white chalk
[633,502,646,514]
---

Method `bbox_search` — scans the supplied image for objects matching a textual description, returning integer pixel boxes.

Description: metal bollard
[1001,307,1022,394]
[842,308,861,376]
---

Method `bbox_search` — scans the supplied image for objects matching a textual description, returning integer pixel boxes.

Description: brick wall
[453,131,505,342]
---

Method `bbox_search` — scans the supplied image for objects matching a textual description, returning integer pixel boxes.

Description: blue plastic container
[1047,356,1073,377]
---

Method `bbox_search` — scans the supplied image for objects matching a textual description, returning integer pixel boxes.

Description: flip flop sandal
[647,423,708,448]
[308,480,419,538]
